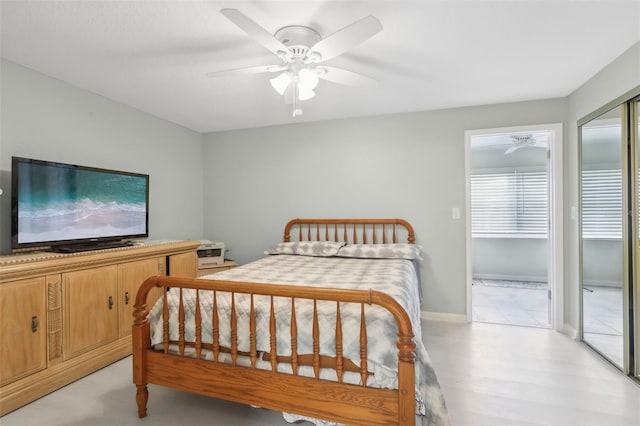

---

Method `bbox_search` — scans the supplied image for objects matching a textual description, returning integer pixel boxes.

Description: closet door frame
[578,85,640,380]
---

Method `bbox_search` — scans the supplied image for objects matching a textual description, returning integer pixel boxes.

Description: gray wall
[473,238,548,282]
[566,42,640,329]
[202,99,568,315]
[0,60,205,253]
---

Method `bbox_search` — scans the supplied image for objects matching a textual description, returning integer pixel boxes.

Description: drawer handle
[125,291,130,305]
[108,295,114,310]
[31,316,38,333]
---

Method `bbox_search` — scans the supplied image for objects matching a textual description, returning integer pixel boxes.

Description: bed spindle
[353,224,357,244]
[335,301,344,383]
[230,292,238,366]
[312,300,320,378]
[372,225,377,244]
[324,224,329,241]
[360,304,368,386]
[343,226,348,244]
[334,224,339,242]
[162,287,169,354]
[249,294,257,368]
[212,291,220,362]
[393,223,397,243]
[291,298,298,375]
[307,224,311,241]
[316,223,320,241]
[382,224,388,243]
[269,296,277,372]
[362,224,367,244]
[195,290,202,359]
[178,288,185,356]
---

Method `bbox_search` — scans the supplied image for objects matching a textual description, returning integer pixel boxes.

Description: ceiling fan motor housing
[274,25,322,58]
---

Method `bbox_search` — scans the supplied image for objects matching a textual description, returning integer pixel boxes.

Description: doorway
[465,124,563,330]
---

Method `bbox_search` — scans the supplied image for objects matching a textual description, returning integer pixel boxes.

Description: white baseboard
[421,310,468,323]
[583,280,622,288]
[561,323,579,340]
[473,273,547,283]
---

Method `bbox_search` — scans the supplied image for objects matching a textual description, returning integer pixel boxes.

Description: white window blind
[581,169,622,239]
[472,170,548,236]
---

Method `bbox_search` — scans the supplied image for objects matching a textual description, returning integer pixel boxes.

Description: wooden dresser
[0,240,199,415]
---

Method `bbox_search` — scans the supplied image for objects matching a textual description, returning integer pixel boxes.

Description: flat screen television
[11,156,149,252]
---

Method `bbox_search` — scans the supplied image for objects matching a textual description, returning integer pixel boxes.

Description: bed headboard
[283,218,415,245]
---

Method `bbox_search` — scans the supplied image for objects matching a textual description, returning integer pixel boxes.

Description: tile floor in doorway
[472,279,624,366]
[472,279,550,328]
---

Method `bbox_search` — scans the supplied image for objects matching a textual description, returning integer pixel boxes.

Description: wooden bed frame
[132,218,419,425]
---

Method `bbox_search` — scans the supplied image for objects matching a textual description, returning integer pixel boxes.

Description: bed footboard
[132,275,417,426]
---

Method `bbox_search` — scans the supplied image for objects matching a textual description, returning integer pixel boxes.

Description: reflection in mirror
[580,105,623,368]
[636,98,640,380]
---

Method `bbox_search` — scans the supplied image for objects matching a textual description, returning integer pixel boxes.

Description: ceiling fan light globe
[270,72,291,95]
[298,85,315,101]
[298,68,319,90]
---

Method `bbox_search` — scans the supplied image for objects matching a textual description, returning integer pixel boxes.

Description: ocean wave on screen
[19,198,146,219]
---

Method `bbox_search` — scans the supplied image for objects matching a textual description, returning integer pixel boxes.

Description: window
[581,169,622,239]
[472,170,548,237]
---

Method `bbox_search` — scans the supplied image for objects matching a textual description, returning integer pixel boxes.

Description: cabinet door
[169,252,197,278]
[0,277,47,385]
[63,266,118,360]
[118,257,165,337]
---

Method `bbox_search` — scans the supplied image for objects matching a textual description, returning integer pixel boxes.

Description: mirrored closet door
[579,91,639,379]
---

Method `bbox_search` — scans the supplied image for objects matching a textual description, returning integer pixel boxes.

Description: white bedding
[146,254,449,426]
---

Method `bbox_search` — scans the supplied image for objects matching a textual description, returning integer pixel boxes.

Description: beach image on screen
[17,162,147,244]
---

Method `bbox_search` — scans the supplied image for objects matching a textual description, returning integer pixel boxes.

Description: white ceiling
[1,1,639,133]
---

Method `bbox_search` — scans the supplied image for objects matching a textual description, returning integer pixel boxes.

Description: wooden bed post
[368,290,417,425]
[132,276,158,418]
[397,334,417,424]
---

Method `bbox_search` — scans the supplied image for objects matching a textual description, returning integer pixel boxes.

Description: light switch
[452,207,461,220]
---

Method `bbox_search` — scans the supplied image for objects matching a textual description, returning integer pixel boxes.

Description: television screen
[11,156,149,250]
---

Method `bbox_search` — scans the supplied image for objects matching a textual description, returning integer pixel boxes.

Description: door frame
[464,123,564,331]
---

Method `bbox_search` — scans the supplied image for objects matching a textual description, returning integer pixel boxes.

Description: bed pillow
[336,243,423,260]
[264,241,346,257]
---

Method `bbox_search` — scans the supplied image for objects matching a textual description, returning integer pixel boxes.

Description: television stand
[53,240,134,253]
[0,240,200,416]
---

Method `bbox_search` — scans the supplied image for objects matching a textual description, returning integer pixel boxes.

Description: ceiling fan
[208,8,383,117]
[504,134,547,155]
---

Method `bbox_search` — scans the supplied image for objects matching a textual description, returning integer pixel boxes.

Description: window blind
[472,170,548,236]
[581,169,622,239]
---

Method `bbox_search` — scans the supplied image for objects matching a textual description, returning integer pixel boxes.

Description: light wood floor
[2,320,639,425]
[424,321,640,426]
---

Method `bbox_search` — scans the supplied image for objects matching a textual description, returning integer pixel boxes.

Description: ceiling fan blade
[206,65,285,78]
[318,66,378,86]
[221,8,291,61]
[306,15,382,63]
[504,146,519,155]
